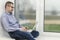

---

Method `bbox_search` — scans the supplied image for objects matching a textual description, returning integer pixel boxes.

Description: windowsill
[36,35,60,40]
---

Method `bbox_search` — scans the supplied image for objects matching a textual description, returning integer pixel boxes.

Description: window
[44,0,60,33]
[14,0,36,30]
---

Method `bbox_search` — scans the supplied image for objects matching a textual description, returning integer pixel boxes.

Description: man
[1,1,39,40]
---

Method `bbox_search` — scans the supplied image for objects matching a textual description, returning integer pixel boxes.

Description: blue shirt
[1,12,21,32]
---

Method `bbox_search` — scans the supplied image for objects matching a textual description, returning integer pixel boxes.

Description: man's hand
[20,27,28,32]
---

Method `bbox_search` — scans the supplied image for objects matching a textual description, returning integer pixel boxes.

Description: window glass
[44,0,60,33]
[14,0,36,30]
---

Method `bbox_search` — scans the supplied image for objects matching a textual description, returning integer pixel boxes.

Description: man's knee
[31,30,39,38]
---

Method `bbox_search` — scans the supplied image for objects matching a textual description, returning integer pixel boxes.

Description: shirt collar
[5,11,12,15]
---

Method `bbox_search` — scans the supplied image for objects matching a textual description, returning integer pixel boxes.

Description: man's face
[6,4,14,13]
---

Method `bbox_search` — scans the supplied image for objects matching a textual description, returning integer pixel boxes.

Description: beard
[9,12,12,15]
[9,10,13,15]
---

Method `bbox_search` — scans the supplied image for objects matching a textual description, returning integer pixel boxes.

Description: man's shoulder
[1,12,7,18]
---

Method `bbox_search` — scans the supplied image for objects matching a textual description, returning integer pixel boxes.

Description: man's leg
[8,30,35,40]
[14,30,35,40]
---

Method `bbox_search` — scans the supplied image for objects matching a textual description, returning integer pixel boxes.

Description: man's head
[5,1,14,13]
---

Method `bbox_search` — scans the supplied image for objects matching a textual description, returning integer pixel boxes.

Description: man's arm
[1,16,10,31]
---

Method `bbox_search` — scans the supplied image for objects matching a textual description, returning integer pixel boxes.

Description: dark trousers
[8,30,35,40]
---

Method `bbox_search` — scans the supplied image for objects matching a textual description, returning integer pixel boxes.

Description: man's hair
[5,1,13,8]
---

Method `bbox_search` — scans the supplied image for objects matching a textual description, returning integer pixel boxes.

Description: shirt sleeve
[1,16,10,31]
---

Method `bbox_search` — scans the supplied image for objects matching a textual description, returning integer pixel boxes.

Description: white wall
[0,0,5,17]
